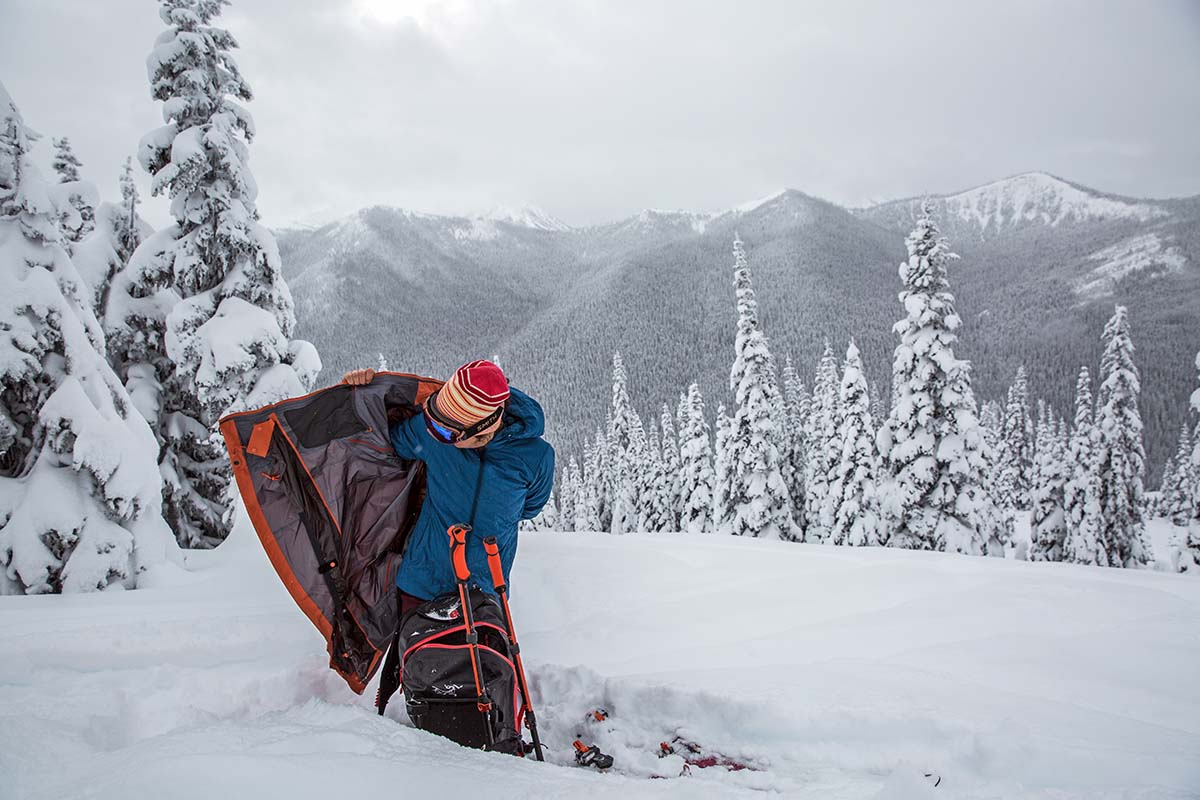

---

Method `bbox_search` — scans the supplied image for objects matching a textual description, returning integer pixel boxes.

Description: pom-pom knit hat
[432,360,510,430]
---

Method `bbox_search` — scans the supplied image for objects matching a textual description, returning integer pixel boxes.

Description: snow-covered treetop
[51,137,82,183]
[1073,366,1093,429]
[0,82,60,246]
[1099,305,1140,409]
[141,0,256,222]
[900,201,959,298]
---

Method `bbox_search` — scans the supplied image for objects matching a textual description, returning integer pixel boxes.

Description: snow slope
[2,518,1198,799]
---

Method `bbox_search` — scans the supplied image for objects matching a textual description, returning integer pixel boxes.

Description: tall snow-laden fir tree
[996,366,1034,515]
[781,355,809,522]
[1090,306,1151,567]
[1176,350,1200,573]
[1030,409,1070,561]
[583,426,608,532]
[0,84,178,594]
[711,402,733,533]
[637,423,673,532]
[116,158,142,262]
[803,342,840,541]
[678,383,715,534]
[724,236,797,540]
[1161,422,1194,526]
[875,204,999,555]
[659,403,683,532]
[130,0,320,546]
[1063,367,1104,564]
[606,352,645,534]
[822,341,882,546]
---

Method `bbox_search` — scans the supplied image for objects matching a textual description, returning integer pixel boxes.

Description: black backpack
[397,588,524,754]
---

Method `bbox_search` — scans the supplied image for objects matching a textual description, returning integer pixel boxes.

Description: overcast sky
[3,0,1199,229]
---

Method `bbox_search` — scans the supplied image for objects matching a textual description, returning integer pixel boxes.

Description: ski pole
[447,523,495,749]
[483,536,544,761]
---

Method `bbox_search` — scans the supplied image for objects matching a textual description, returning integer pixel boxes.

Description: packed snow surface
[2,519,1198,799]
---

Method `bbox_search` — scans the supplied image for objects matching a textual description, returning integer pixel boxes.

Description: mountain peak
[938,172,1166,231]
[484,203,570,232]
[730,188,794,214]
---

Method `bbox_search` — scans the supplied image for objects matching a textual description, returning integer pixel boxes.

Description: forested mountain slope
[276,173,1199,479]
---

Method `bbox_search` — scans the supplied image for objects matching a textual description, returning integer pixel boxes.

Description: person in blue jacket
[343,360,554,615]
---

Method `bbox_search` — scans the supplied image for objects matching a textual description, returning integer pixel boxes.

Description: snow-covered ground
[2,518,1198,800]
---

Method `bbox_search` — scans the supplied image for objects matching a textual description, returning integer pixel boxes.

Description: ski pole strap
[482,536,506,592]
[448,524,471,583]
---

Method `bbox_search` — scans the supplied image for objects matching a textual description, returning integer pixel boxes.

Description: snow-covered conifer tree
[637,423,672,532]
[979,400,1002,454]
[1030,409,1070,561]
[1174,351,1200,573]
[569,455,589,533]
[0,84,178,594]
[1161,423,1194,526]
[585,425,610,532]
[606,353,645,534]
[997,366,1034,515]
[822,341,882,546]
[1090,306,1151,567]
[48,136,96,252]
[876,203,999,554]
[678,383,715,534]
[711,403,733,533]
[1063,367,1103,563]
[71,175,151,329]
[803,342,840,541]
[129,0,320,545]
[724,236,797,540]
[781,355,809,520]
[51,137,82,182]
[557,459,577,533]
[659,403,682,532]
[579,439,599,532]
[116,158,142,260]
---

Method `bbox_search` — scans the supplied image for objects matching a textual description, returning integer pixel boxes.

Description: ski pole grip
[448,524,471,582]
[482,536,506,592]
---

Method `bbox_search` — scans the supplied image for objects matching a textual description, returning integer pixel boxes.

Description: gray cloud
[2,0,1198,229]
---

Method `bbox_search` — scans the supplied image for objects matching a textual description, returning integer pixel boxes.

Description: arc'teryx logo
[432,683,465,696]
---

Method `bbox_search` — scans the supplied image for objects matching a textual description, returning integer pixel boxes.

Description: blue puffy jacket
[390,387,554,600]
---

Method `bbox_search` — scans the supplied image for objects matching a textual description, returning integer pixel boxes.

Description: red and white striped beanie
[433,360,510,428]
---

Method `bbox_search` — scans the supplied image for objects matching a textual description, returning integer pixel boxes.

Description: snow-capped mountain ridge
[484,203,571,232]
[867,171,1170,237]
[288,173,1194,240]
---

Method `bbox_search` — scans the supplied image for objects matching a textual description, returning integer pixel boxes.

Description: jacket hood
[495,387,545,442]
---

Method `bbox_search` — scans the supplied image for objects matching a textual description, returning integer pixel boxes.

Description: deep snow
[2,518,1198,799]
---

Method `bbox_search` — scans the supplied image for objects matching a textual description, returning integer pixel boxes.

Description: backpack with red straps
[392,589,525,755]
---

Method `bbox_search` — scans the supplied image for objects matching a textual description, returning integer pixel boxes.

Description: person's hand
[343,368,376,386]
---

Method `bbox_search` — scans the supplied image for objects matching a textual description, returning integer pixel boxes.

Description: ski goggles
[423,390,505,444]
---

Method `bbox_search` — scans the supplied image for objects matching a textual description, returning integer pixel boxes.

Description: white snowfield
[2,520,1198,800]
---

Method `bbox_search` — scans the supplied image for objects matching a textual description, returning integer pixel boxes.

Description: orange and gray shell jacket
[220,373,554,694]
